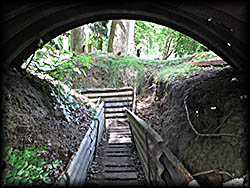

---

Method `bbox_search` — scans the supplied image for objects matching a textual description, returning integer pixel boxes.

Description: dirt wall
[148,67,248,186]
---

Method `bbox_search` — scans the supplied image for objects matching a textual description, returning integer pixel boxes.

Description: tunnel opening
[1,1,248,186]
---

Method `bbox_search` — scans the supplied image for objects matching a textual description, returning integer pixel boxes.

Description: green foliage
[157,61,202,82]
[135,20,209,59]
[2,145,62,185]
[23,34,94,121]
[94,53,159,92]
[87,21,109,50]
[50,84,79,122]
[25,35,93,85]
[173,33,208,57]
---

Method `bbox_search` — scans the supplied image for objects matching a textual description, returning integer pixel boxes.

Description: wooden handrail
[126,108,199,186]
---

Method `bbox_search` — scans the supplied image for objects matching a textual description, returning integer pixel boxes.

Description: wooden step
[104,166,136,172]
[108,128,130,132]
[101,172,137,180]
[102,157,134,166]
[105,147,132,153]
[99,179,138,186]
[109,132,131,136]
[105,152,130,157]
[108,137,132,144]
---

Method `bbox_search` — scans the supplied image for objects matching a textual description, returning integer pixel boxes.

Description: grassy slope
[78,51,223,91]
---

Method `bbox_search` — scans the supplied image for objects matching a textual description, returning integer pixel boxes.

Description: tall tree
[71,26,85,53]
[108,20,118,53]
[107,20,135,55]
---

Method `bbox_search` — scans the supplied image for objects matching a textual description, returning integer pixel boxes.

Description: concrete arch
[1,1,248,72]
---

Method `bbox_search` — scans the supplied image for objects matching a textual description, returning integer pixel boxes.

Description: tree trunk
[88,43,92,53]
[108,20,117,53]
[97,39,103,51]
[162,37,174,60]
[71,26,85,53]
[126,20,135,56]
[107,20,135,55]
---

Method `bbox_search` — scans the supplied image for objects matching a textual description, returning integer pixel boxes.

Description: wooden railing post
[126,109,197,186]
[145,131,151,185]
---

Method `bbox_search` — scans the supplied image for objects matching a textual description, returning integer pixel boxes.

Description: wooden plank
[105,147,132,152]
[107,143,132,147]
[105,104,130,109]
[100,179,138,185]
[75,87,133,93]
[108,130,130,134]
[108,127,130,131]
[109,132,131,136]
[105,113,127,118]
[113,117,128,122]
[191,59,227,67]
[109,133,131,137]
[108,137,132,144]
[102,157,134,166]
[105,109,126,114]
[132,88,136,113]
[82,91,133,98]
[105,152,131,157]
[109,135,131,140]
[127,109,163,143]
[161,146,193,183]
[89,97,133,103]
[105,102,132,108]
[104,166,136,172]
[58,101,105,186]
[101,97,133,103]
[101,172,137,180]
[105,115,127,119]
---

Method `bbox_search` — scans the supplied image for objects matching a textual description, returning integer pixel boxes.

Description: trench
[68,87,198,186]
[2,2,248,186]
[79,65,248,187]
[1,62,248,187]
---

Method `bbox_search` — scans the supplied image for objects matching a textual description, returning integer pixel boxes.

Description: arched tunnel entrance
[1,1,249,186]
[1,1,248,73]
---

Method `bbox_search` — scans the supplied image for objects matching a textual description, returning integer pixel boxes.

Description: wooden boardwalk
[86,120,139,186]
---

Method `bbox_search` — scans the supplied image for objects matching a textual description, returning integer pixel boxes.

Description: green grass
[157,62,202,82]
[90,51,217,87]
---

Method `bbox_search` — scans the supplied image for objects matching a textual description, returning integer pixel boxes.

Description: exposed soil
[1,67,95,185]
[137,66,248,186]
[67,52,137,89]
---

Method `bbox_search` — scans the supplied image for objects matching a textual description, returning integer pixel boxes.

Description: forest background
[23,19,215,96]
[65,20,208,59]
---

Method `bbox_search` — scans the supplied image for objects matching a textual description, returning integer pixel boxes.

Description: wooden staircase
[94,121,139,185]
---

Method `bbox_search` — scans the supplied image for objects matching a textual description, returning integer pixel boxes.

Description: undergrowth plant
[22,34,95,122]
[25,35,93,84]
[2,144,62,185]
[49,84,80,122]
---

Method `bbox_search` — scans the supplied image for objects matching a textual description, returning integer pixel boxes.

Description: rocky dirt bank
[1,67,96,185]
[137,66,248,186]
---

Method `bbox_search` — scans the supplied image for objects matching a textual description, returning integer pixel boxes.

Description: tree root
[184,95,237,138]
[192,169,234,178]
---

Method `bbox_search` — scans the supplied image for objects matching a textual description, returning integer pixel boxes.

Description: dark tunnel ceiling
[1,1,248,72]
